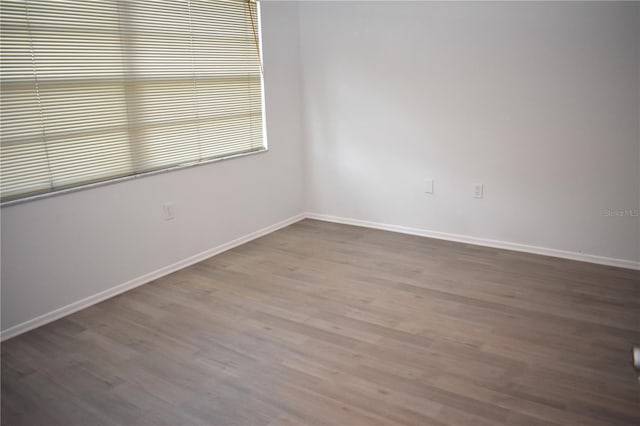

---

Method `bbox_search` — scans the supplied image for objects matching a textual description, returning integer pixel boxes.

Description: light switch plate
[425,179,434,194]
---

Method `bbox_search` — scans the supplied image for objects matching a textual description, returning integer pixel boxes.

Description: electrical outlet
[162,202,175,220]
[473,184,483,199]
[425,179,434,194]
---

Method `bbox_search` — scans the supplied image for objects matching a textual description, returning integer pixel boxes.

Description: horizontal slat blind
[1,0,264,202]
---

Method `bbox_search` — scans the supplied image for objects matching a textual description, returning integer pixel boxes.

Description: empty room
[1,0,639,425]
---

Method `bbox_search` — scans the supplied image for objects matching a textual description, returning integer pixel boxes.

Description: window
[1,0,265,203]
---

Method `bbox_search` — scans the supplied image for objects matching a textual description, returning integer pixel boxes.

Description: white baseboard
[3,211,637,340]
[306,212,640,271]
[0,213,306,342]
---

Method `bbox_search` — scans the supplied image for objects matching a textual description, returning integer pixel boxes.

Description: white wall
[300,1,640,264]
[0,1,305,334]
[2,1,639,336]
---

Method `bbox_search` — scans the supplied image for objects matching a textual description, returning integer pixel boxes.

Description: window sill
[1,147,268,208]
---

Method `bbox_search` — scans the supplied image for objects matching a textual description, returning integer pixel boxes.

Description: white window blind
[1,0,264,202]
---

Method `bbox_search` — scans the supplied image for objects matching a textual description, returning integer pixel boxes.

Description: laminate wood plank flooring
[2,219,639,425]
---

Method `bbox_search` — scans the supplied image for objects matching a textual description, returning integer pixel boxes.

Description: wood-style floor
[2,219,639,426]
